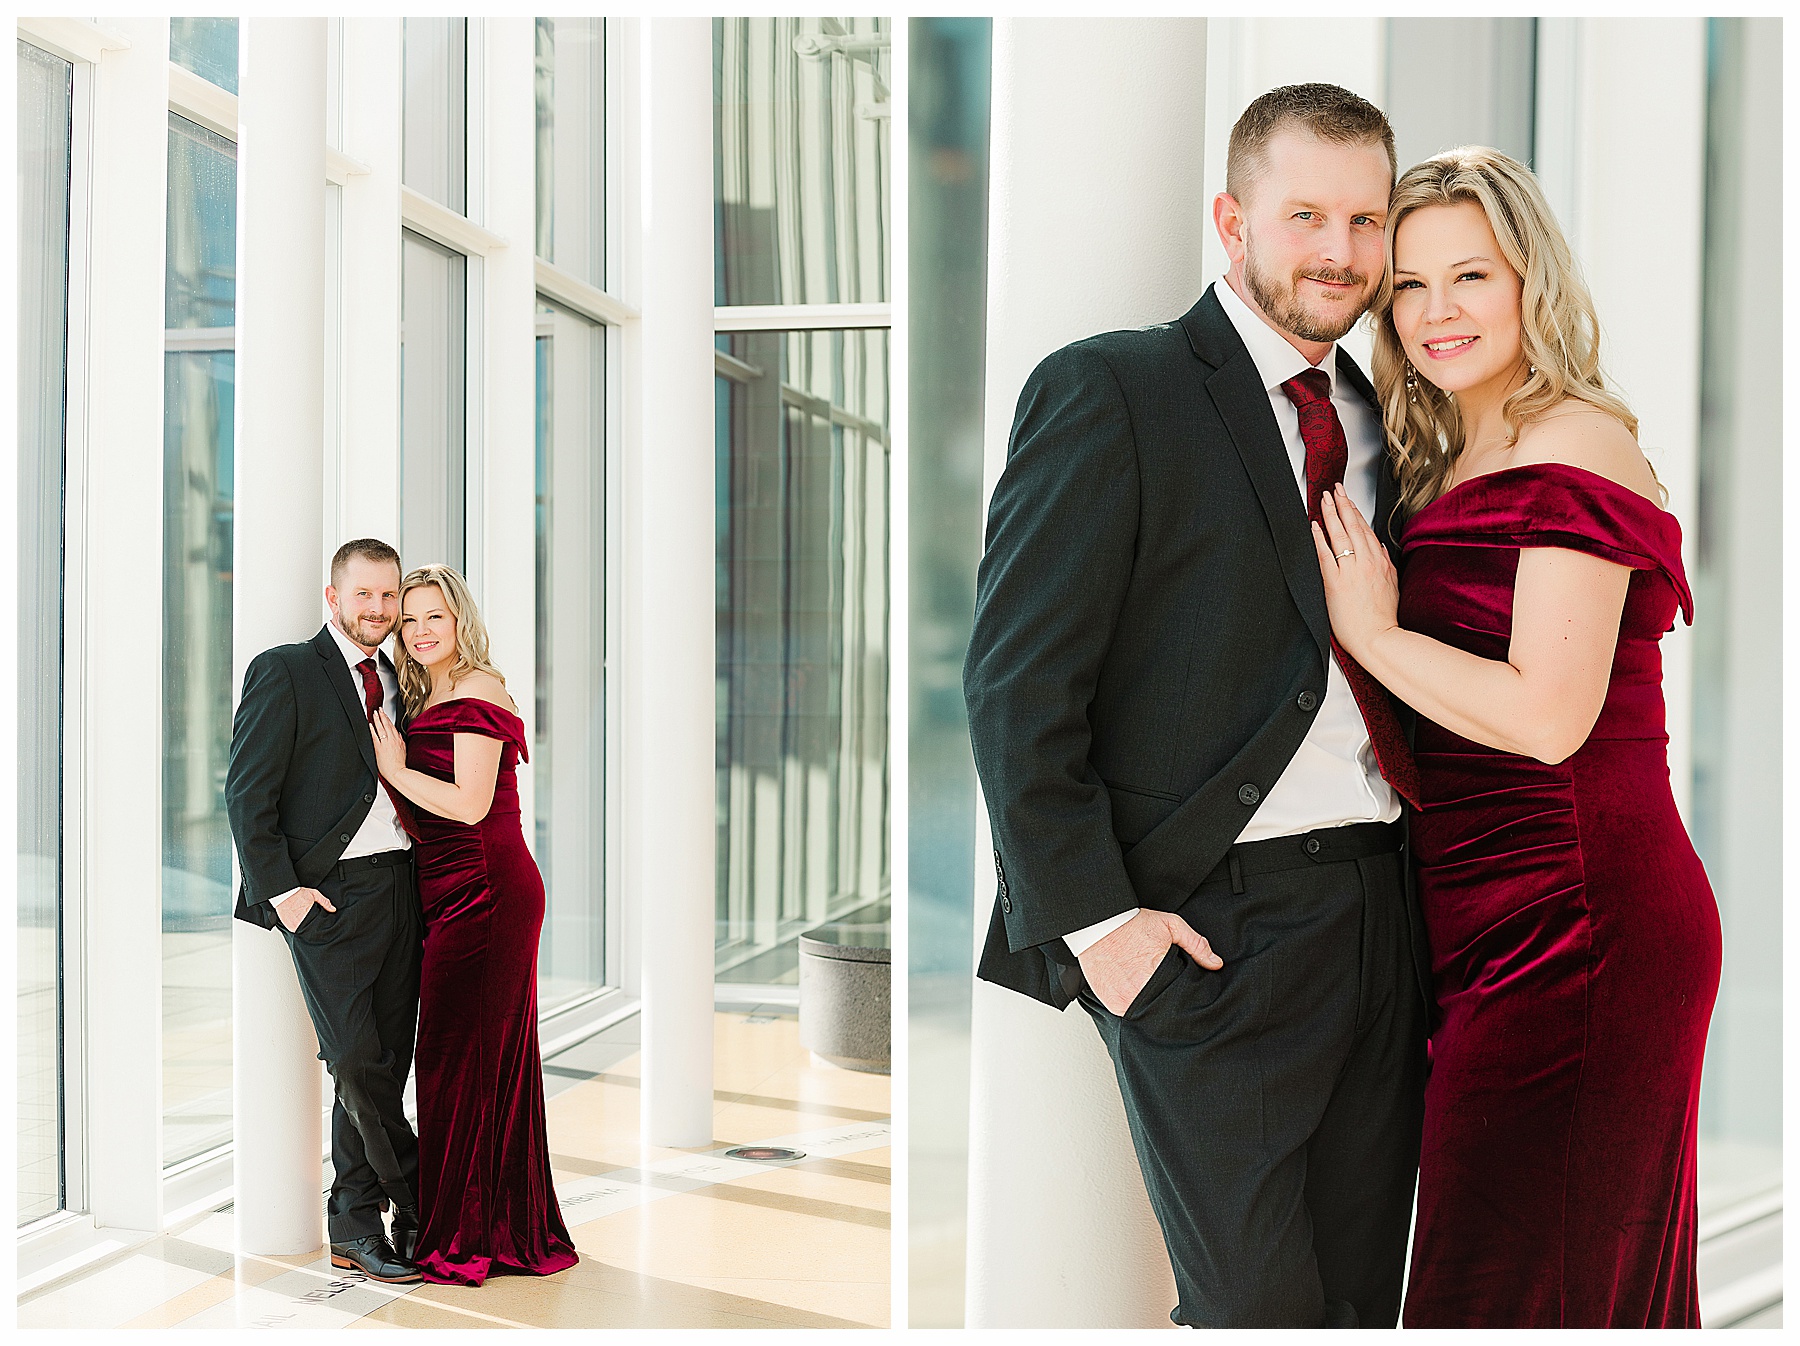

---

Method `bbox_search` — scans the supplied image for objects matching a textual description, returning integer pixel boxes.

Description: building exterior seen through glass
[161,110,238,1170]
[715,17,890,307]
[533,301,609,1006]
[714,17,892,985]
[401,18,467,215]
[532,17,614,1010]
[168,17,238,96]
[534,17,604,287]
[17,36,73,1228]
[398,232,468,576]
[714,328,891,982]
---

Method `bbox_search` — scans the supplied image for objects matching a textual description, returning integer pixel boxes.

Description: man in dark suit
[226,537,423,1284]
[964,85,1431,1327]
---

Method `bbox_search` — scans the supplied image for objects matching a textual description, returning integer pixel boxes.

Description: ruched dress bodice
[403,697,576,1285]
[1393,464,1719,1328]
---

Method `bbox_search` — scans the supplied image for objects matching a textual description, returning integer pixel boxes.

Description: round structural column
[634,17,718,1150]
[964,17,1209,1327]
[231,16,331,1256]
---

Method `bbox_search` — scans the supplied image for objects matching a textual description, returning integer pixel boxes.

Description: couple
[966,83,1720,1328]
[225,539,577,1287]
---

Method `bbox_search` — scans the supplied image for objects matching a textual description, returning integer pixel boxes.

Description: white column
[82,16,171,1234]
[1564,19,1707,820]
[964,18,1208,1328]
[335,19,403,547]
[232,17,331,1256]
[475,20,537,759]
[631,17,716,1149]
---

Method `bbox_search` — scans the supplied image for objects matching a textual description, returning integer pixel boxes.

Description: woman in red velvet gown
[369,563,578,1287]
[1313,148,1720,1327]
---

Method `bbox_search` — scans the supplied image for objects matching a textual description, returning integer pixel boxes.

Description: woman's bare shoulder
[449,670,518,715]
[1511,402,1661,504]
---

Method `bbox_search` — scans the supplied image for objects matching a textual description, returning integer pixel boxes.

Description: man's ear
[1213,191,1247,265]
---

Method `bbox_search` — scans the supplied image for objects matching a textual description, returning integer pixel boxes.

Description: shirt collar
[1213,275,1340,399]
[325,618,387,671]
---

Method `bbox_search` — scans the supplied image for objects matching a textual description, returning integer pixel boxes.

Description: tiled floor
[18,1008,890,1329]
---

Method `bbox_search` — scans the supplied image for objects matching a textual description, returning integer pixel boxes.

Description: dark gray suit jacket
[225,624,399,931]
[964,285,1427,1009]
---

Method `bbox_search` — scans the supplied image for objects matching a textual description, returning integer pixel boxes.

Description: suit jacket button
[1000,891,1012,914]
[1297,690,1318,712]
[1237,783,1260,806]
[363,793,374,803]
[340,833,352,843]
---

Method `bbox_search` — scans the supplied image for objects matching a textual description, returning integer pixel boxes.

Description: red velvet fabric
[404,697,577,1286]
[1396,464,1720,1328]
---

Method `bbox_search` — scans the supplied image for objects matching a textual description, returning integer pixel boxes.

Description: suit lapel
[312,625,378,776]
[1186,292,1332,665]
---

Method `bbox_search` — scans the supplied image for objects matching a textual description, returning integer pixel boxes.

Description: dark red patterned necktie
[356,657,415,832]
[1280,368,1422,809]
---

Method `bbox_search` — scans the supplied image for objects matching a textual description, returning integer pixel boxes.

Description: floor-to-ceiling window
[400,18,470,575]
[714,17,892,985]
[532,16,617,1009]
[161,92,238,1169]
[18,34,74,1227]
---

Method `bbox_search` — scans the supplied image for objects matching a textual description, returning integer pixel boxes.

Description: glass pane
[166,115,237,331]
[534,18,605,284]
[170,17,239,95]
[162,112,238,1169]
[403,18,467,215]
[715,17,891,306]
[715,328,890,982]
[534,302,607,1007]
[399,231,467,574]
[17,38,72,1227]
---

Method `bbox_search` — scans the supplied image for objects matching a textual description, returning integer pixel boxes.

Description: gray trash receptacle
[798,930,890,1074]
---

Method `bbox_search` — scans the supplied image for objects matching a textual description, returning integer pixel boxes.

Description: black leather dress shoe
[388,1203,421,1263]
[329,1233,422,1283]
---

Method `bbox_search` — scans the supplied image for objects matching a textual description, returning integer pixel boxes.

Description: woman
[1311,148,1720,1327]
[369,563,578,1286]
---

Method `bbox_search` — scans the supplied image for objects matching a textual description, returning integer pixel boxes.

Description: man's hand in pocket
[1078,909,1222,1015]
[273,887,336,933]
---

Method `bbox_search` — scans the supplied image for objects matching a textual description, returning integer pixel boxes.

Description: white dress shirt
[268,621,411,909]
[1064,278,1400,955]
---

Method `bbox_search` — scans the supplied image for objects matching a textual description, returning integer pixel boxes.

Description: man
[964,85,1431,1328]
[226,538,424,1284]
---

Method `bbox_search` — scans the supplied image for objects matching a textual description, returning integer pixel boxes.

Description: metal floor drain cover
[725,1146,805,1162]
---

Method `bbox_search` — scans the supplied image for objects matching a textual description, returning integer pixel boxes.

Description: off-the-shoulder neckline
[1415,461,1672,525]
[413,695,523,724]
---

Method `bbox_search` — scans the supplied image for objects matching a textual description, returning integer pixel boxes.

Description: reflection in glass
[534,303,607,1006]
[18,38,72,1226]
[402,18,467,215]
[169,17,239,95]
[399,230,467,573]
[715,17,891,306]
[715,328,890,982]
[162,113,238,1168]
[534,18,605,284]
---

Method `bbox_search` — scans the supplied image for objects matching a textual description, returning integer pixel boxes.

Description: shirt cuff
[1063,908,1139,957]
[268,886,302,908]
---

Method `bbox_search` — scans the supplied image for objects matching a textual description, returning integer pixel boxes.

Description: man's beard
[1244,244,1372,345]
[335,609,393,647]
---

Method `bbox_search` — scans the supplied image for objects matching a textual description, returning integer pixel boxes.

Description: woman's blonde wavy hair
[394,564,508,720]
[1371,146,1639,518]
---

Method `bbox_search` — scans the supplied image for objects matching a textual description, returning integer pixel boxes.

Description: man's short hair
[1225,83,1396,205]
[330,538,402,588]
